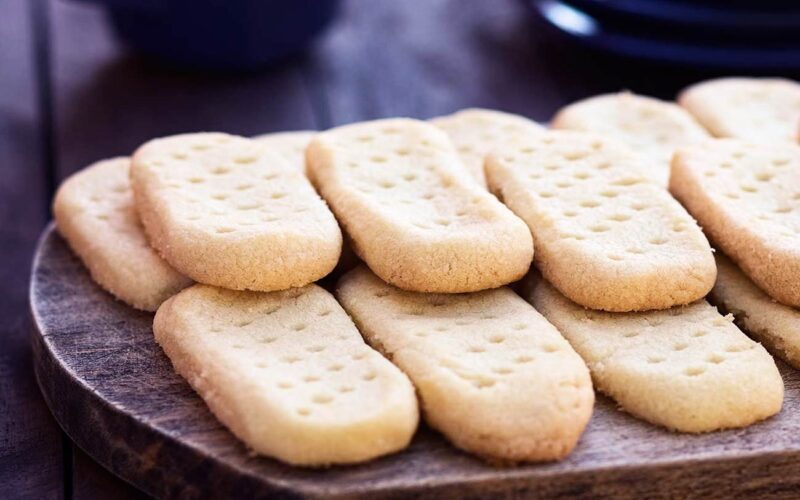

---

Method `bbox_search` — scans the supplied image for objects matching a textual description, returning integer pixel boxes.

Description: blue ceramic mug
[73,0,340,70]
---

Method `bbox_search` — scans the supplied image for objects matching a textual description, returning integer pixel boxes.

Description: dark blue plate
[568,0,800,34]
[529,0,800,70]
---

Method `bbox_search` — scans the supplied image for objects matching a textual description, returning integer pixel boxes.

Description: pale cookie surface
[307,118,533,293]
[679,77,800,143]
[53,157,191,311]
[153,283,419,466]
[671,139,800,306]
[524,275,783,433]
[551,92,708,187]
[253,130,315,172]
[430,108,545,186]
[131,132,342,291]
[486,130,715,312]
[336,266,593,463]
[711,254,800,369]
[253,130,360,277]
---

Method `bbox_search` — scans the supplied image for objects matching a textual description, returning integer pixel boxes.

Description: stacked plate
[526,0,800,69]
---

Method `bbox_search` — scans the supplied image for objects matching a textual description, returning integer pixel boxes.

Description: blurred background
[1,0,799,498]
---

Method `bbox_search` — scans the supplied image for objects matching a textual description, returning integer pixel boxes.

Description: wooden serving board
[30,224,800,499]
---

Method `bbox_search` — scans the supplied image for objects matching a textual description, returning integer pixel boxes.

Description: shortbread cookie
[336,266,593,462]
[524,274,783,433]
[679,77,800,143]
[154,283,419,466]
[307,118,533,293]
[671,139,800,306]
[53,157,191,311]
[253,130,315,171]
[253,130,361,276]
[711,254,800,369]
[430,108,545,186]
[486,131,716,312]
[131,132,342,291]
[551,92,709,186]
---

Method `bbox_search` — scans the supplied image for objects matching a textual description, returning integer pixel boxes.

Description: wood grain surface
[31,225,800,499]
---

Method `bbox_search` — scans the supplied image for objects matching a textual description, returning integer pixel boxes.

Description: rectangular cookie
[711,253,800,369]
[485,130,716,312]
[53,157,191,311]
[430,108,545,186]
[131,132,342,292]
[523,273,783,433]
[679,77,800,143]
[671,138,800,306]
[253,129,360,277]
[306,118,533,293]
[551,92,709,187]
[336,266,593,463]
[154,283,419,466]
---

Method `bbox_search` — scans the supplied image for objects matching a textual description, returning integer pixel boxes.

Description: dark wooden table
[1,1,791,498]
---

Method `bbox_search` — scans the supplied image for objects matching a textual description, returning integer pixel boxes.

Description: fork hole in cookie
[362,371,377,381]
[647,356,665,364]
[541,343,560,353]
[278,381,293,389]
[296,408,311,417]
[692,330,708,338]
[292,323,307,331]
[312,394,334,405]
[233,156,257,165]
[684,366,706,377]
[488,335,505,344]
[672,342,689,351]
[706,353,725,364]
[514,355,534,364]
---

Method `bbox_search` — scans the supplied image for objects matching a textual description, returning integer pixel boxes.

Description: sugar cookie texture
[525,275,783,433]
[307,118,533,293]
[711,254,800,369]
[253,130,315,171]
[679,77,800,143]
[154,283,419,466]
[131,132,342,291]
[486,131,715,312]
[671,139,800,306]
[430,108,545,186]
[551,92,708,187]
[336,266,593,462]
[53,158,191,311]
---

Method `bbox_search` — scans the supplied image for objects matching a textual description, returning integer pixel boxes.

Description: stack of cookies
[52,76,800,467]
